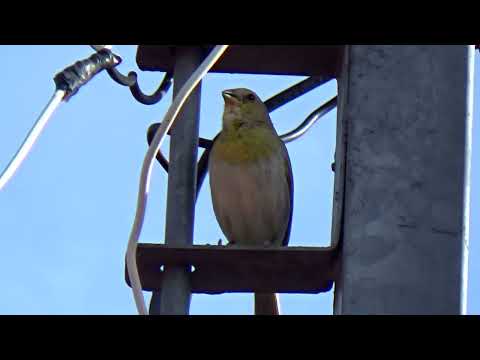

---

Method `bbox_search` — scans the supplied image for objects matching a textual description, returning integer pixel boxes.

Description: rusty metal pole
[333,45,474,314]
[149,46,204,315]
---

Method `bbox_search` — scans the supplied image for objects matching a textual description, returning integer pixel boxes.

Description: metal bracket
[106,66,173,105]
[126,244,336,294]
[90,45,173,105]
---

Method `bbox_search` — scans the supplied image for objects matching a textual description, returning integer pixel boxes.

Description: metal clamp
[55,49,121,101]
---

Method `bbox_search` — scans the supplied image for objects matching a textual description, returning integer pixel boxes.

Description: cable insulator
[54,49,121,101]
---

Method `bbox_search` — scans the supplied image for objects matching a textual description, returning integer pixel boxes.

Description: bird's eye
[246,94,255,101]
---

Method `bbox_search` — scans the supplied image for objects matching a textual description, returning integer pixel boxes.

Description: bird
[208,88,293,315]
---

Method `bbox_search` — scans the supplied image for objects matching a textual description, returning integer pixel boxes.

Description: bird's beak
[222,90,240,105]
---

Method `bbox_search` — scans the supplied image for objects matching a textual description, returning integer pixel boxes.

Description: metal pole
[149,47,204,315]
[333,45,474,314]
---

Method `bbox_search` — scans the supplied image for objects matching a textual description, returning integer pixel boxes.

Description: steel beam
[149,47,204,315]
[333,45,474,314]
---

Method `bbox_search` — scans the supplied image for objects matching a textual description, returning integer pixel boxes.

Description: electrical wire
[280,96,337,143]
[0,90,65,190]
[125,45,229,315]
[0,48,119,191]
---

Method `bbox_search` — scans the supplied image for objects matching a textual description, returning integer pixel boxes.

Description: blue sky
[0,45,477,314]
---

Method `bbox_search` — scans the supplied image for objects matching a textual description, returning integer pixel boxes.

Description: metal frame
[147,47,205,315]
[103,46,340,315]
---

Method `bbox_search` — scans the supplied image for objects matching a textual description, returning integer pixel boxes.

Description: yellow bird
[208,88,293,315]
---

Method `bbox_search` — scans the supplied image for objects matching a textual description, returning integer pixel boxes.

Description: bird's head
[221,88,271,130]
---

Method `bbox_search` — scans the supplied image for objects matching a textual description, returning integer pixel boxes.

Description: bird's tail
[254,293,280,315]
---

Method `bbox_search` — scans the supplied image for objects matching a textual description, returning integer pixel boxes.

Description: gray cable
[280,96,337,143]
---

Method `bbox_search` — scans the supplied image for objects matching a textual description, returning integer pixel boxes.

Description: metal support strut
[334,45,473,315]
[149,47,204,315]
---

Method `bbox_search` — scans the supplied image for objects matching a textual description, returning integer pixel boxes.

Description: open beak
[222,90,240,105]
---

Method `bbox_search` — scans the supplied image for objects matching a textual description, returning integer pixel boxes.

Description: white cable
[126,45,229,315]
[0,90,65,191]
